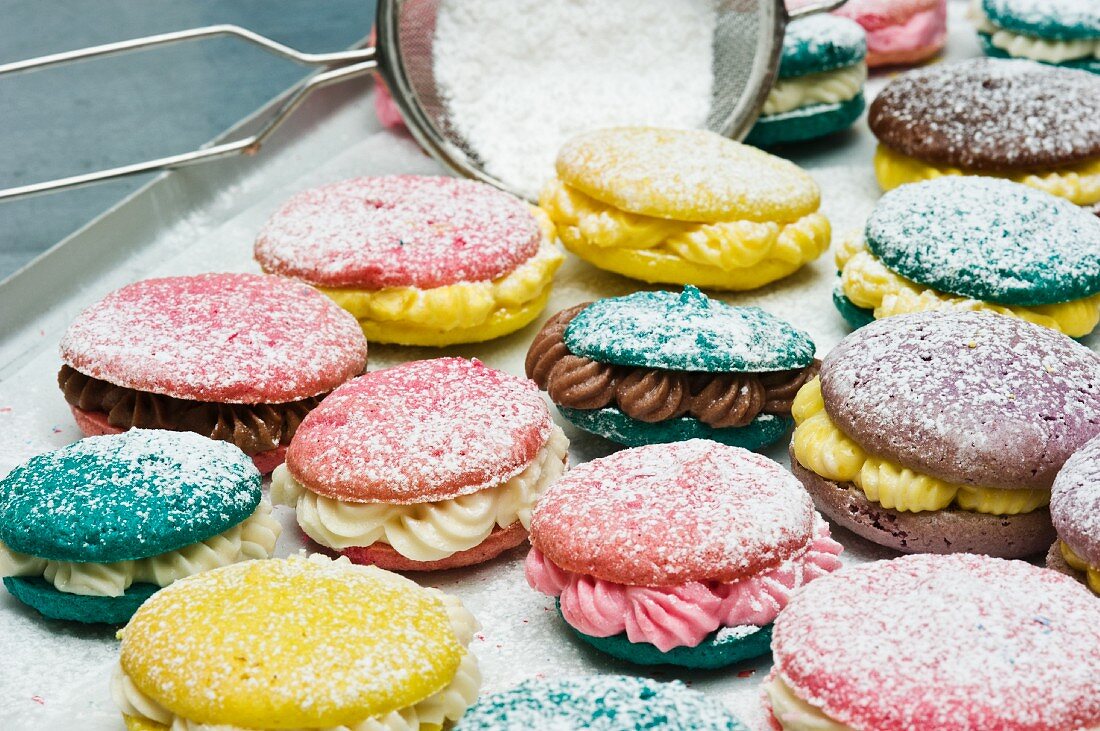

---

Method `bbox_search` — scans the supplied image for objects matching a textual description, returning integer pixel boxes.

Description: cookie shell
[341,522,528,571]
[60,273,367,404]
[254,175,543,289]
[286,358,553,504]
[791,450,1056,558]
[559,406,792,451]
[771,553,1100,731]
[820,311,1100,490]
[833,0,944,24]
[866,177,1100,306]
[0,430,260,562]
[831,285,876,330]
[563,287,815,373]
[1051,433,1100,567]
[868,59,1100,172]
[119,556,464,729]
[983,0,1100,41]
[454,676,744,731]
[778,15,867,78]
[746,95,866,148]
[530,439,816,586]
[555,127,820,223]
[4,577,157,625]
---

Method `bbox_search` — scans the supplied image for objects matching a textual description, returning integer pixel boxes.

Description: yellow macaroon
[540,127,830,291]
[112,553,481,730]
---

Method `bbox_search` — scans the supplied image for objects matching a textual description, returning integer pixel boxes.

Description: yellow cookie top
[118,554,464,729]
[555,127,820,224]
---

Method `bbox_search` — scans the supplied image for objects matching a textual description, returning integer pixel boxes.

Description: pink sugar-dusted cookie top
[286,358,553,504]
[773,554,1100,731]
[831,0,943,27]
[530,440,816,586]
[254,175,543,289]
[1052,433,1100,567]
[60,273,367,404]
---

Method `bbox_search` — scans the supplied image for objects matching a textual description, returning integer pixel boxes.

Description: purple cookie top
[820,311,1100,490]
[1052,433,1100,567]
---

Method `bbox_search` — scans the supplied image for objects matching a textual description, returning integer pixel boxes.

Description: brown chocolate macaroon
[525,286,819,451]
[789,310,1100,558]
[870,58,1100,207]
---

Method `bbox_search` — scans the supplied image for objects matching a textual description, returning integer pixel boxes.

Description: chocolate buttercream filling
[525,304,819,428]
[58,365,321,455]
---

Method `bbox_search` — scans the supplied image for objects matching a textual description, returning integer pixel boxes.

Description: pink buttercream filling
[526,519,843,652]
[853,5,947,56]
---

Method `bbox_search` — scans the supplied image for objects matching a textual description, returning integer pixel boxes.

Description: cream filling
[112,555,482,731]
[272,425,568,561]
[766,676,854,731]
[971,1,1100,62]
[763,64,867,116]
[0,500,280,597]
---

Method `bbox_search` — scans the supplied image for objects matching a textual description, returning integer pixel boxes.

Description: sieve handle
[787,0,851,19]
[0,25,378,201]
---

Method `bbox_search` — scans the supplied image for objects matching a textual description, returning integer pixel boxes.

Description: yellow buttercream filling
[319,210,564,346]
[539,178,830,291]
[835,235,1100,338]
[874,144,1100,206]
[792,377,1050,515]
[1060,540,1100,595]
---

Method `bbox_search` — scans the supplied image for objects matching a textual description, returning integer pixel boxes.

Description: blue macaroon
[0,429,278,624]
[747,14,868,147]
[974,0,1100,74]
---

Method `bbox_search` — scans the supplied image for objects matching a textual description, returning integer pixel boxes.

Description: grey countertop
[0,0,375,280]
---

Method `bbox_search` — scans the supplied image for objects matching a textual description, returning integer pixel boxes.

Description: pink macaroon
[526,439,842,669]
[271,357,569,571]
[57,273,368,474]
[765,553,1100,730]
[830,0,947,67]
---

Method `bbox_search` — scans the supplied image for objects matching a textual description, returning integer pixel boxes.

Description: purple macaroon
[1049,434,1100,595]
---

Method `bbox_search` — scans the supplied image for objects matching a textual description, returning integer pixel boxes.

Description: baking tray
[0,6,1029,729]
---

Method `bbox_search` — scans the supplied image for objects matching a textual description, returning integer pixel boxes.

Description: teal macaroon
[525,286,819,450]
[746,14,868,147]
[0,429,280,624]
[454,676,747,730]
[834,176,1100,338]
[974,0,1100,74]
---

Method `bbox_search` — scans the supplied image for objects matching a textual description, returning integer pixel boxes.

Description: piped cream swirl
[763,64,867,116]
[273,426,568,561]
[0,500,280,597]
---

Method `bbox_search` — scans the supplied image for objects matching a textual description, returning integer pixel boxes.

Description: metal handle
[787,0,850,19]
[0,25,378,201]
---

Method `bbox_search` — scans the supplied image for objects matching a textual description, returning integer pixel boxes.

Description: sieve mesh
[378,0,787,199]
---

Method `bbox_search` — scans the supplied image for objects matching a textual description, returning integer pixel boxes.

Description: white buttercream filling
[272,425,568,561]
[762,64,866,116]
[0,500,280,597]
[971,1,1100,62]
[766,676,854,731]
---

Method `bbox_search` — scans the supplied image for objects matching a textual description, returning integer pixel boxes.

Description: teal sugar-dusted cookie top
[564,287,815,373]
[0,430,261,563]
[454,675,745,730]
[779,14,867,78]
[866,177,1100,306]
[983,0,1100,41]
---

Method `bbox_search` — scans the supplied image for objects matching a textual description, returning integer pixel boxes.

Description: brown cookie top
[869,59,1100,172]
[820,311,1100,491]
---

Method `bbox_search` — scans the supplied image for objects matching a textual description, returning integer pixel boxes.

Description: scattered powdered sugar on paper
[773,554,1100,730]
[254,176,541,289]
[433,0,718,199]
[867,177,1100,305]
[531,440,816,586]
[1051,433,1100,566]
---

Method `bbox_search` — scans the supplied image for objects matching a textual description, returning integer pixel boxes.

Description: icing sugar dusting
[867,177,1100,306]
[0,430,259,562]
[59,273,368,404]
[254,176,542,289]
[822,311,1100,490]
[984,0,1100,38]
[773,553,1100,731]
[287,358,553,505]
[869,58,1100,170]
[433,0,718,200]
[455,675,744,730]
[530,439,816,586]
[1051,433,1100,567]
[779,14,867,78]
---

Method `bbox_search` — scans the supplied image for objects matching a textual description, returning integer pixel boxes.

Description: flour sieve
[0,0,848,202]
